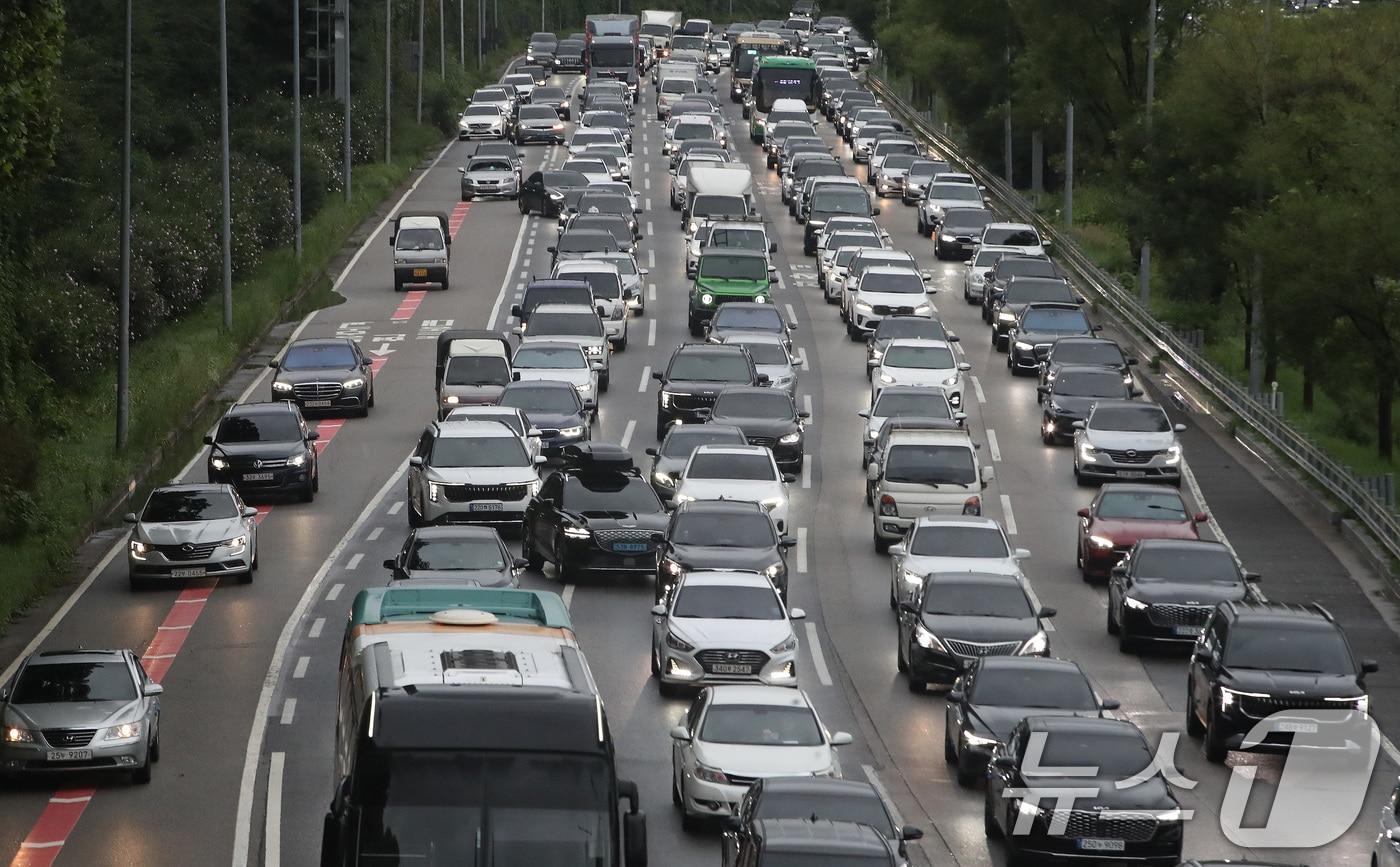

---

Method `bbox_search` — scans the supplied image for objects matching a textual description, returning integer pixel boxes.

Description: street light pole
[385,0,392,162]
[219,0,233,330]
[342,1,352,201]
[460,0,466,66]
[1139,0,1157,305]
[438,0,445,77]
[293,0,303,259]
[117,0,132,452]
[416,0,424,123]
[477,0,482,69]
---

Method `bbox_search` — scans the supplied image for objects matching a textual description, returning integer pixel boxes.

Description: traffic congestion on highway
[1,4,1399,867]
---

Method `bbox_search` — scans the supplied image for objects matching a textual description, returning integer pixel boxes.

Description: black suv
[657,500,795,603]
[1006,302,1101,375]
[1107,539,1258,652]
[1186,600,1376,763]
[653,343,766,439]
[724,818,898,867]
[985,716,1184,865]
[268,337,374,416]
[723,779,922,867]
[205,401,319,501]
[522,444,668,580]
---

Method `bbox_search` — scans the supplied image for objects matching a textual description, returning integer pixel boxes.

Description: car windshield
[668,352,752,382]
[714,392,793,419]
[1054,341,1123,366]
[825,232,876,251]
[700,255,766,281]
[447,412,524,436]
[542,170,588,188]
[13,662,137,704]
[910,526,1009,558]
[675,122,714,140]
[922,582,1033,618]
[570,131,616,147]
[929,183,981,201]
[1092,405,1171,432]
[563,160,608,176]
[874,141,917,157]
[709,229,766,251]
[908,162,948,181]
[526,311,603,337]
[884,444,977,486]
[660,427,747,458]
[464,105,501,117]
[1053,371,1125,398]
[1225,624,1355,673]
[564,476,662,513]
[861,271,925,294]
[754,792,894,838]
[833,245,878,266]
[142,489,239,522]
[1033,731,1155,778]
[444,356,510,386]
[872,392,952,419]
[533,88,565,101]
[519,107,557,120]
[973,250,1005,268]
[1006,280,1073,303]
[813,189,870,214]
[500,386,580,414]
[673,584,782,619]
[760,857,888,867]
[408,538,506,572]
[687,452,776,481]
[672,513,775,546]
[998,258,1056,279]
[513,346,586,370]
[1097,491,1189,521]
[1133,546,1238,583]
[971,667,1098,709]
[431,436,528,468]
[700,705,823,746]
[984,227,1041,246]
[565,271,621,298]
[884,345,955,370]
[692,196,750,219]
[881,154,919,171]
[395,228,443,250]
[662,78,697,94]
[942,211,994,233]
[735,341,787,365]
[282,343,356,370]
[557,232,619,254]
[874,319,944,342]
[215,413,302,444]
[713,306,782,330]
[1021,308,1090,333]
[579,195,629,216]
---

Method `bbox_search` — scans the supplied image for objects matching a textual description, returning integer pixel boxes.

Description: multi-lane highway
[0,56,1397,867]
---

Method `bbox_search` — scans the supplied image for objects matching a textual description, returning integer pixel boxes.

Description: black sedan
[1006,302,1101,375]
[944,657,1118,787]
[517,168,588,217]
[656,500,795,603]
[1039,336,1137,389]
[205,401,319,501]
[644,423,749,502]
[497,380,594,454]
[724,778,923,866]
[896,572,1055,692]
[1107,538,1259,652]
[268,337,374,416]
[1038,364,1141,445]
[985,717,1184,865]
[990,276,1081,351]
[698,386,809,472]
[522,445,669,579]
[653,343,765,439]
[383,525,524,587]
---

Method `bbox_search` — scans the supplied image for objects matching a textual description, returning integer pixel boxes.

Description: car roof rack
[559,442,635,472]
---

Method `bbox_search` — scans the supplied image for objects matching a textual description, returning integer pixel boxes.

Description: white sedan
[869,338,971,409]
[651,570,804,692]
[885,515,1030,609]
[674,444,792,533]
[671,685,851,829]
[509,342,602,404]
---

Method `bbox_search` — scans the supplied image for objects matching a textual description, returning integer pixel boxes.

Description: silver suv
[407,420,544,527]
[1072,400,1186,486]
[125,484,259,590]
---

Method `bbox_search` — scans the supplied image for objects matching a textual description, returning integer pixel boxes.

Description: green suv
[688,249,776,336]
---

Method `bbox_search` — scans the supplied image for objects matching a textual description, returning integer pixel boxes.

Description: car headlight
[1078,441,1100,462]
[770,635,798,655]
[688,221,697,234]
[287,452,307,467]
[1014,341,1034,352]
[1087,535,1114,550]
[661,557,684,576]
[665,631,695,652]
[913,623,945,651]
[763,563,784,580]
[548,191,564,202]
[1218,686,1268,709]
[998,311,1017,323]
[778,431,802,445]
[584,344,604,357]
[558,425,584,438]
[673,493,696,504]
[427,481,440,503]
[693,763,729,785]
[653,471,676,488]
[563,526,592,539]
[901,568,923,585]
[759,496,784,511]
[444,395,460,405]
[4,727,34,744]
[129,540,149,560]
[942,375,960,388]
[914,303,933,315]
[879,373,895,385]
[1014,626,1050,654]
[700,293,715,305]
[223,534,247,553]
[1165,445,1182,464]
[962,730,999,748]
[272,381,293,393]
[210,457,229,471]
[102,721,143,741]
[1123,596,1149,611]
[1017,798,1046,820]
[754,294,767,304]
[855,301,874,313]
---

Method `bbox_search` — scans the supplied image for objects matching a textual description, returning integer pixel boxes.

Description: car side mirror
[1076,507,1091,519]
[1363,659,1380,674]
[241,507,259,518]
[644,447,658,457]
[1194,512,1209,523]
[651,604,667,616]
[957,362,972,372]
[770,241,778,253]
[1100,698,1121,711]
[755,373,771,384]
[513,371,523,381]
[1071,420,1086,430]
[546,246,557,254]
[652,369,666,384]
[782,473,798,484]
[866,463,880,481]
[123,512,139,524]
[769,273,779,283]
[857,410,870,418]
[897,601,918,615]
[992,755,1017,770]
[535,455,549,465]
[670,725,691,741]
[947,689,964,702]
[1039,606,1057,619]
[1014,547,1031,560]
[582,399,597,411]
[1037,385,1049,395]
[510,304,524,318]
[1174,423,1187,433]
[963,260,972,266]
[1127,357,1139,365]
[202,434,215,445]
[409,456,424,467]
[901,825,924,842]
[142,683,164,697]
[382,558,398,571]
[780,536,798,548]
[267,359,281,369]
[1243,570,1262,583]
[1092,324,1104,332]
[1129,387,1143,397]
[596,305,607,318]
[980,465,995,485]
[1193,649,1214,664]
[789,607,806,620]
[888,542,906,556]
[511,326,524,337]
[866,359,879,368]
[829,731,853,746]
[871,206,881,215]
[306,430,321,441]
[457,166,466,174]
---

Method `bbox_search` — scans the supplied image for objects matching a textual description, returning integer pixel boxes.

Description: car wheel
[238,566,253,585]
[1204,708,1230,763]
[873,526,891,553]
[916,215,926,235]
[300,478,315,503]
[554,535,571,582]
[367,388,375,409]
[523,531,544,572]
[599,372,610,392]
[441,275,450,292]
[517,197,528,215]
[393,276,404,292]
[846,321,861,340]
[888,582,897,611]
[407,494,425,528]
[651,643,660,677]
[956,753,982,788]
[616,332,628,352]
[944,726,957,763]
[1185,682,1206,737]
[906,669,926,694]
[1106,600,1120,635]
[655,416,670,441]
[896,638,908,673]
[251,547,259,572]
[983,793,1003,839]
[312,467,320,493]
[671,763,682,805]
[132,750,153,784]
[150,724,161,762]
[1117,621,1136,654]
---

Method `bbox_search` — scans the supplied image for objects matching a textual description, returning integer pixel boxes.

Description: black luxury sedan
[656,499,795,603]
[1107,539,1258,652]
[699,386,809,472]
[383,525,524,587]
[268,337,375,416]
[205,401,319,501]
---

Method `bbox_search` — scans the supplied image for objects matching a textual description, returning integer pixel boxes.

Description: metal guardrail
[864,68,1400,568]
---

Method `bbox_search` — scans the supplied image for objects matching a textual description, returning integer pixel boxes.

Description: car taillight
[878,494,897,517]
[962,496,982,516]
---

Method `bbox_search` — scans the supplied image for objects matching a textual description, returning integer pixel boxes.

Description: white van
[868,427,995,551]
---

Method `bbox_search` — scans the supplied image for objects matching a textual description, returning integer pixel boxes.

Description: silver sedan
[125,483,259,590]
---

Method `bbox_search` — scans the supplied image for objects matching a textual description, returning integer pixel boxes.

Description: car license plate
[46,749,93,762]
[1118,470,1146,479]
[710,663,751,675]
[469,502,504,512]
[304,399,332,408]
[170,567,207,578]
[1173,625,1204,637]
[243,472,275,482]
[613,542,648,553]
[1076,839,1125,853]
[1276,720,1319,734]
[413,268,428,277]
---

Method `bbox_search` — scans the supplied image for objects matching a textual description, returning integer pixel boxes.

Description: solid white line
[488,216,534,328]
[971,375,987,404]
[860,765,906,829]
[345,553,363,571]
[801,459,811,489]
[232,457,409,867]
[803,622,833,686]
[19,843,64,850]
[785,303,797,324]
[999,494,1018,535]
[562,584,576,609]
[620,419,636,451]
[292,656,309,679]
[308,617,325,639]
[279,698,296,725]
[796,526,808,573]
[987,429,1001,462]
[325,583,345,602]
[648,319,657,346]
[366,526,384,542]
[264,753,284,867]
[639,365,652,392]
[387,500,404,516]
[49,795,92,804]
[1021,581,1055,632]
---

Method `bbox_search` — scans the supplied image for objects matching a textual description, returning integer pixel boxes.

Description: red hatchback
[1075,484,1207,580]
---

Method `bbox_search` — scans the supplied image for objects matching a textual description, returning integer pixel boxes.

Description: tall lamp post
[117,0,133,451]
[219,0,234,330]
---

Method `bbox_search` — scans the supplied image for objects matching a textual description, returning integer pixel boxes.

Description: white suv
[1072,400,1186,486]
[406,420,543,527]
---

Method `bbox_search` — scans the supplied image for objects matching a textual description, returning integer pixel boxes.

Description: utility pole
[477,0,483,69]
[385,0,392,162]
[1249,1,1272,395]
[339,0,352,201]
[219,0,234,330]
[293,0,303,259]
[541,0,545,33]
[416,0,424,123]
[117,0,132,452]
[1063,101,1074,228]
[438,0,445,77]
[461,0,467,65]
[1003,40,1013,187]
[1139,0,1157,306]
